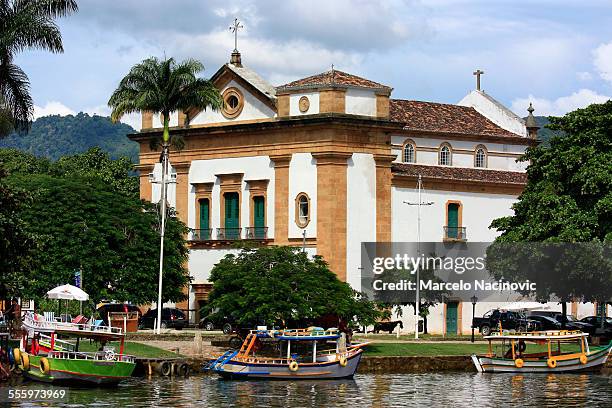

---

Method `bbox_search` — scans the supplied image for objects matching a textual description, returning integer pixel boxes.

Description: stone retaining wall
[357,356,475,374]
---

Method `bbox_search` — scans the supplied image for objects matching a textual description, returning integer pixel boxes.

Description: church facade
[129,50,598,334]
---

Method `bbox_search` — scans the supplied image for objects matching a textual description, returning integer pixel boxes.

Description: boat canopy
[484,330,588,341]
[22,313,125,341]
[250,328,341,341]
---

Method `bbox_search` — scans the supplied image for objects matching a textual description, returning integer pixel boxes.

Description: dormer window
[439,143,452,166]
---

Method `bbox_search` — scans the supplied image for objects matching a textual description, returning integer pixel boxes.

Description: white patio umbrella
[47,284,89,301]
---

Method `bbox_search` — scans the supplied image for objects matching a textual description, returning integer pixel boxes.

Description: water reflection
[2,372,611,407]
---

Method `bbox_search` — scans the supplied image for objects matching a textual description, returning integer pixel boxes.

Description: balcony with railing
[216,228,242,240]
[245,226,268,240]
[190,229,213,241]
[443,226,467,241]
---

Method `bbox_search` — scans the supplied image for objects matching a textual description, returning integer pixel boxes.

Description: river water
[2,373,612,407]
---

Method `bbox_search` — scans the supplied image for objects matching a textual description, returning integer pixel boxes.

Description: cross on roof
[229,18,243,52]
[473,69,484,91]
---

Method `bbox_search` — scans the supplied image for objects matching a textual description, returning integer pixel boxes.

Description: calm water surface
[3,373,612,407]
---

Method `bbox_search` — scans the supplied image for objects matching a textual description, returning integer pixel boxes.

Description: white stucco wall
[391,135,528,171]
[188,156,275,239]
[458,90,528,137]
[346,153,377,290]
[288,153,317,239]
[289,92,320,116]
[152,111,178,129]
[391,187,518,243]
[345,88,377,116]
[189,80,276,125]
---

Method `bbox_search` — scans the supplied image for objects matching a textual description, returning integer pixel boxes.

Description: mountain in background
[532,115,564,145]
[0,113,139,162]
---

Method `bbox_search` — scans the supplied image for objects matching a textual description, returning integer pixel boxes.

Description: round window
[221,87,244,119]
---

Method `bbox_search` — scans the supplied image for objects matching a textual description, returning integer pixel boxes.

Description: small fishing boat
[204,327,366,380]
[472,329,612,373]
[13,312,136,385]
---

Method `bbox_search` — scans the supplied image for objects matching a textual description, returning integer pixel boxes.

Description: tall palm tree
[108,56,222,333]
[0,0,78,137]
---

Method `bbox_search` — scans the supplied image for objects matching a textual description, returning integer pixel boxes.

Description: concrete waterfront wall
[357,356,475,374]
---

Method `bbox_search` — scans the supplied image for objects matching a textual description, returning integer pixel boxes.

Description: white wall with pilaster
[346,153,377,291]
[150,162,176,208]
[288,153,317,239]
[289,92,320,116]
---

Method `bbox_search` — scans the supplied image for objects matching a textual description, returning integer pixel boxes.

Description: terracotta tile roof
[390,99,522,138]
[277,69,391,91]
[392,163,527,185]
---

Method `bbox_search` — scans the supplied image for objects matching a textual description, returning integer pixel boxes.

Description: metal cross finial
[473,69,484,91]
[229,18,243,52]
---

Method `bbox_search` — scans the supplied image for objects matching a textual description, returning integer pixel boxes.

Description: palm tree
[0,0,78,137]
[108,56,222,333]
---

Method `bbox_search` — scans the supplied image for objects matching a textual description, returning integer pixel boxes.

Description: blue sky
[17,0,612,129]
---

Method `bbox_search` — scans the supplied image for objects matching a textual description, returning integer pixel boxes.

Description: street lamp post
[403,174,434,340]
[471,295,478,343]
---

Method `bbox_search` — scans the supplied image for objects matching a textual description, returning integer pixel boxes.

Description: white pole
[415,175,421,340]
[156,145,168,335]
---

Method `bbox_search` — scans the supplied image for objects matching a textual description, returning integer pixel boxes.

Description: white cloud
[511,89,611,116]
[33,101,75,119]
[593,42,612,83]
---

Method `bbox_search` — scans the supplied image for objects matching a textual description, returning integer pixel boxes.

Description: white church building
[130,49,605,334]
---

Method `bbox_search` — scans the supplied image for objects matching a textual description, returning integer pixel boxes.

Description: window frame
[221,87,244,119]
[402,139,416,163]
[474,144,488,168]
[438,143,452,166]
[295,192,311,228]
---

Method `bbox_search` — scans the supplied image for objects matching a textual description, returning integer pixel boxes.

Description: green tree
[0,168,37,299]
[6,173,190,305]
[207,246,384,328]
[0,147,138,198]
[0,0,78,136]
[489,101,612,324]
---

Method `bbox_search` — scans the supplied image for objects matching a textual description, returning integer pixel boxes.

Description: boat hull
[213,351,362,380]
[472,344,612,373]
[23,354,136,386]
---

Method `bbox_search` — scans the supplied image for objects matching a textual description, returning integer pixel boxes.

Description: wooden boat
[13,312,136,385]
[472,329,612,373]
[204,327,367,380]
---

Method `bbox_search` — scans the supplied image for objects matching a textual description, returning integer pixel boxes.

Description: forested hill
[0,113,139,161]
[532,115,564,145]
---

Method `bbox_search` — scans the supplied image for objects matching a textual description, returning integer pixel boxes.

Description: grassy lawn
[78,341,180,358]
[354,333,475,342]
[363,342,489,356]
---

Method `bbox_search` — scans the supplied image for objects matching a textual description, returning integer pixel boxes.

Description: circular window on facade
[299,96,310,113]
[221,87,244,119]
[295,193,310,228]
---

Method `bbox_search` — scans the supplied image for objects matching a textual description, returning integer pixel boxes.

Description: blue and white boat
[204,327,366,380]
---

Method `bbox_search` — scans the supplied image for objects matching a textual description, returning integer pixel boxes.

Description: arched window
[403,141,416,163]
[475,145,487,168]
[439,144,452,166]
[295,193,310,228]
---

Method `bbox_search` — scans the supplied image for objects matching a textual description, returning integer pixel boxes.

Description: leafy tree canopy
[0,168,37,298]
[489,102,612,304]
[0,147,139,198]
[5,173,190,305]
[208,246,384,328]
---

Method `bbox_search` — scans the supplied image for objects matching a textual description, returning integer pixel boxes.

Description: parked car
[472,309,538,336]
[199,312,235,334]
[140,308,187,330]
[528,315,562,330]
[580,316,612,328]
[96,303,141,326]
[552,314,596,333]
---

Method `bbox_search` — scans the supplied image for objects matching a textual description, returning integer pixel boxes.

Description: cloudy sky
[17,0,612,129]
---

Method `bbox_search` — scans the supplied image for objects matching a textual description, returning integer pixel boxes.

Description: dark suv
[139,308,187,330]
[198,312,235,334]
[96,303,141,326]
